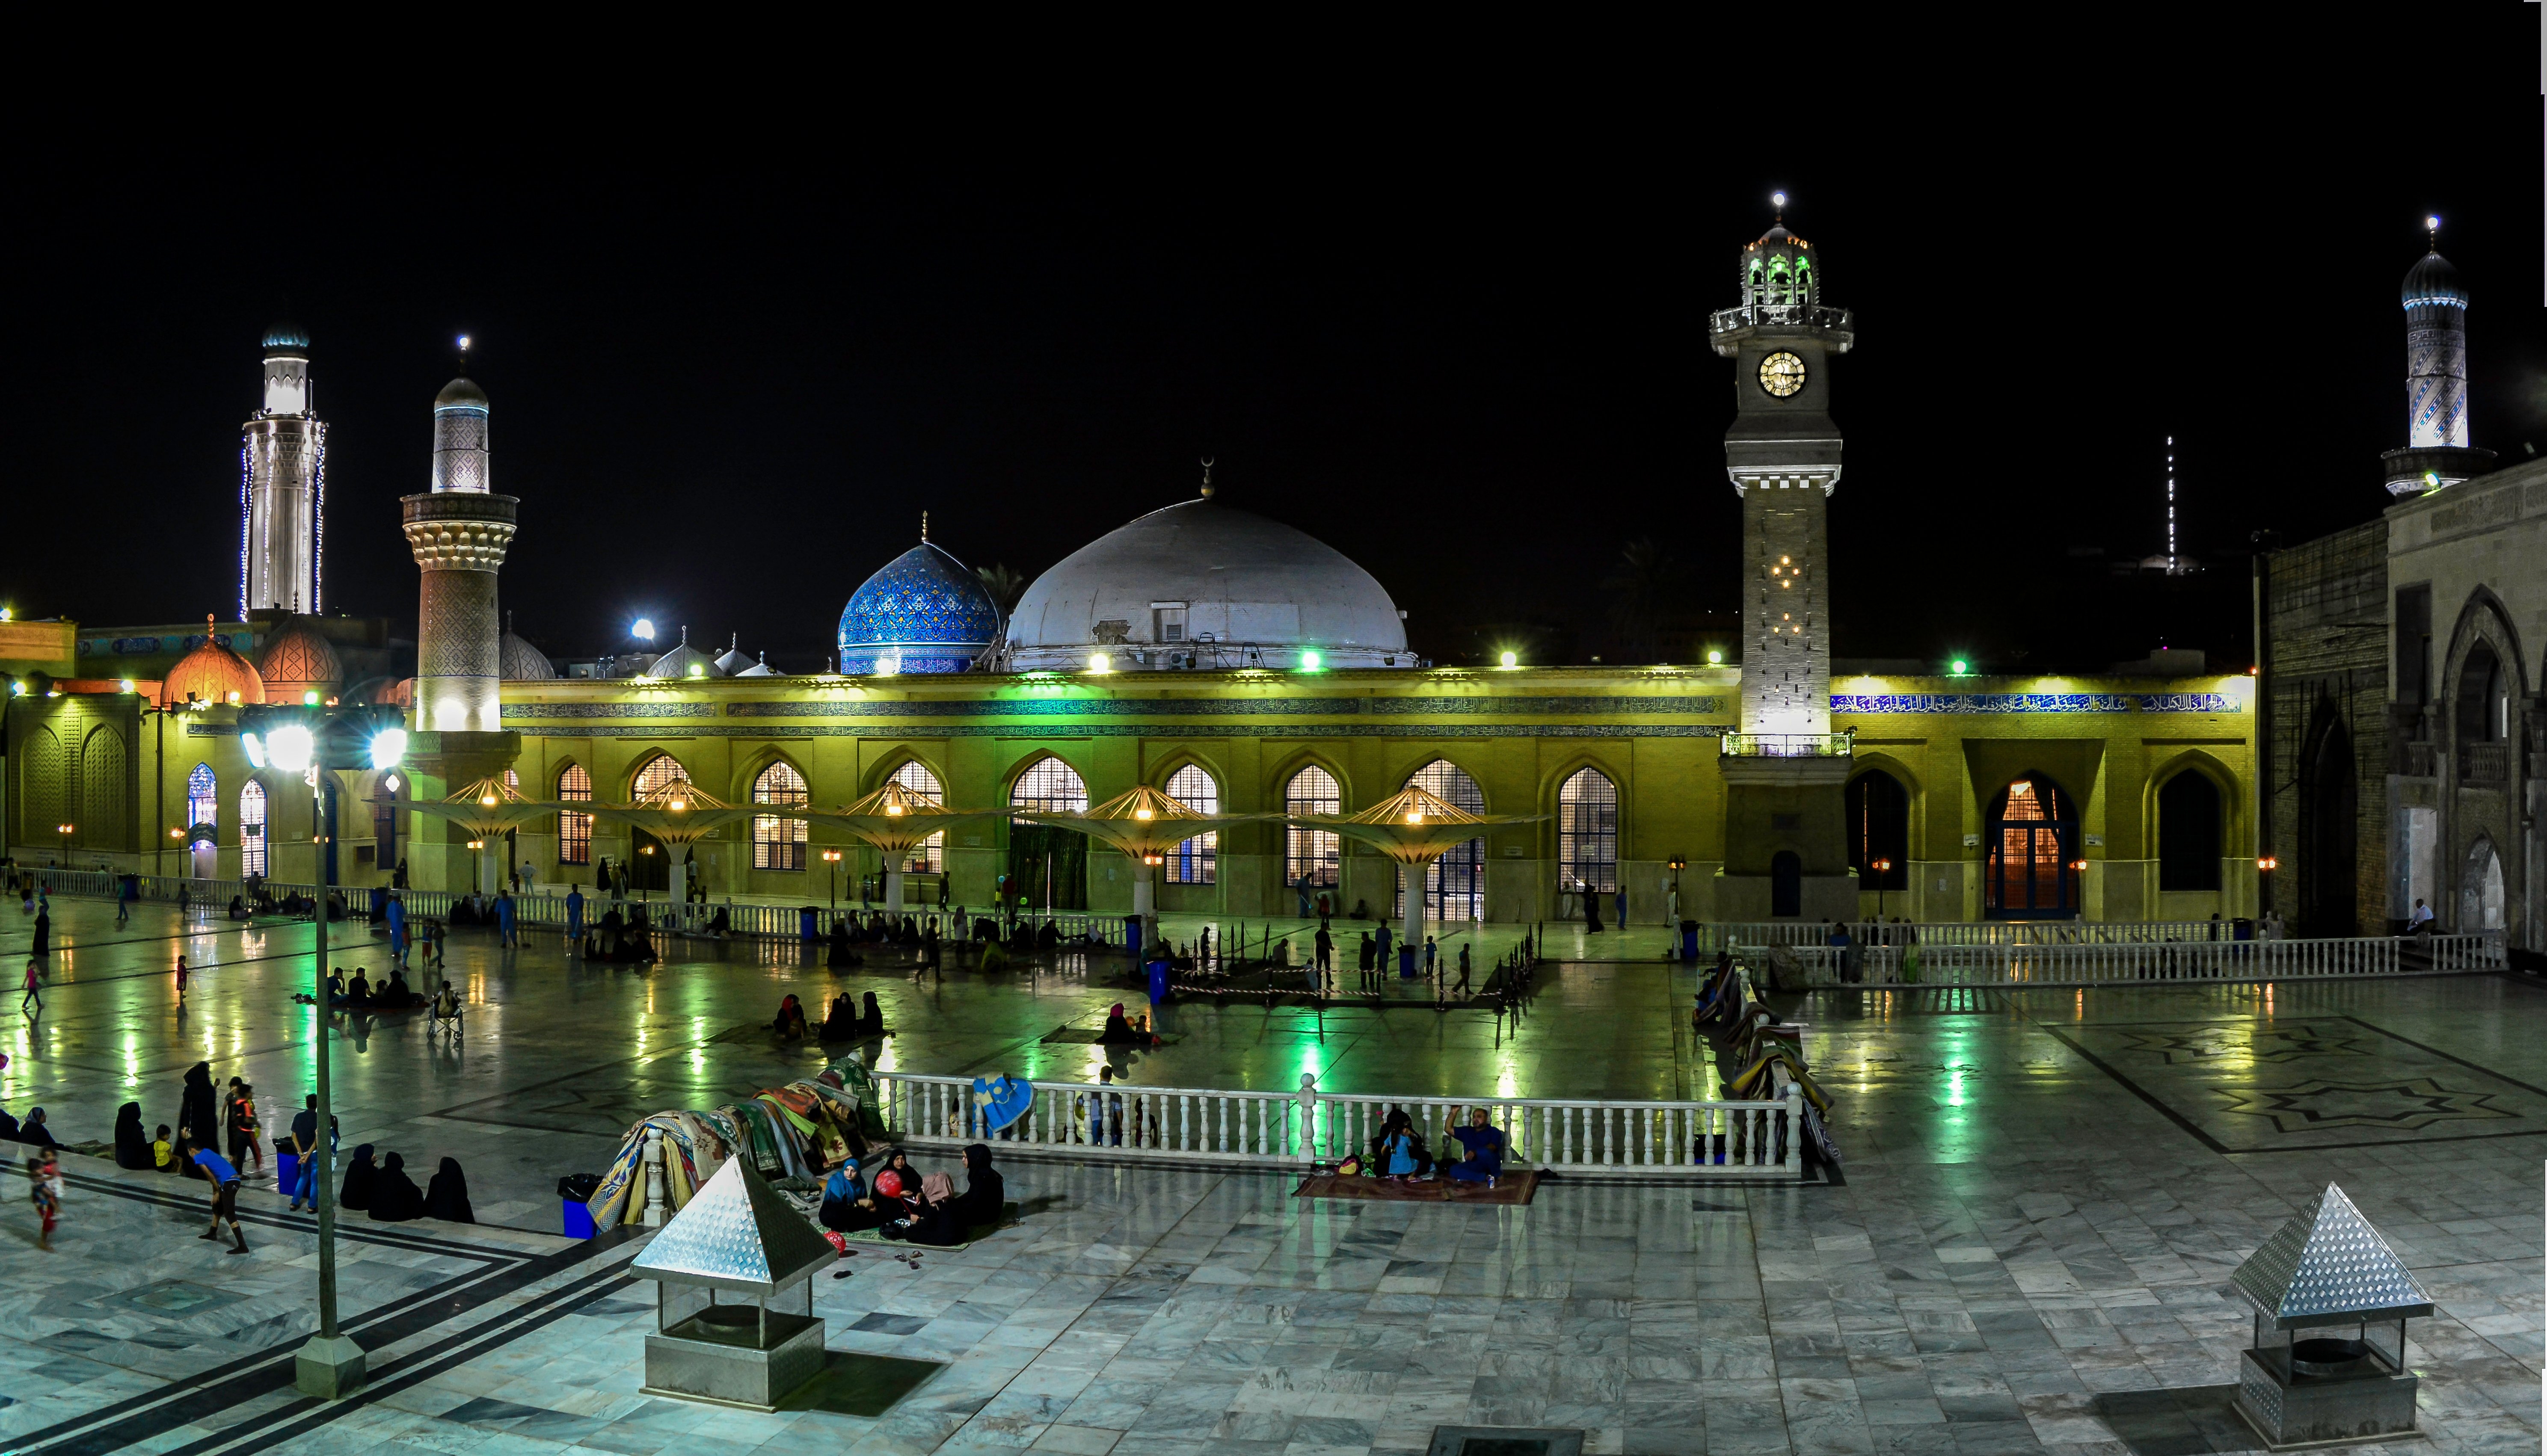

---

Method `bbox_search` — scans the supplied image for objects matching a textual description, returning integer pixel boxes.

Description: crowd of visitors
[816,1142,1005,1246]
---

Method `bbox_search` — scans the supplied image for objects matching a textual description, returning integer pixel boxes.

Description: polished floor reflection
[0,897,2536,1454]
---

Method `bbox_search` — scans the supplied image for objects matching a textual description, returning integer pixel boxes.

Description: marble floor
[0,896,2538,1454]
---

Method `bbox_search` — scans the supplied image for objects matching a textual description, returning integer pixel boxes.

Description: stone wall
[2264,522,2390,935]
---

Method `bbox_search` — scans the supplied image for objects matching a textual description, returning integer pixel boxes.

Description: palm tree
[975,563,1028,616]
[1604,538,1678,661]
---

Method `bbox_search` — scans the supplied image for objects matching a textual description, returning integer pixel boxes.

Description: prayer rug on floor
[1293,1170,1538,1205]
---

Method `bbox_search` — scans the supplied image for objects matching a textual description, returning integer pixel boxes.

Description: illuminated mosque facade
[5,214,2272,928]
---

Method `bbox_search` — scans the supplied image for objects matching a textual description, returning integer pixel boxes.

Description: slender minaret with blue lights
[242,324,326,616]
[2385,217,2494,496]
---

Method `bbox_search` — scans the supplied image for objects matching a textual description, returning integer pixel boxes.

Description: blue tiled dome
[837,542,1001,674]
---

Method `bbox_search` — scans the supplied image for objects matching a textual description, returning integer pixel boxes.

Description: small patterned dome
[837,540,1001,675]
[712,635,754,676]
[2403,249,2467,308]
[500,630,557,681]
[255,616,343,701]
[160,618,266,709]
[436,376,489,411]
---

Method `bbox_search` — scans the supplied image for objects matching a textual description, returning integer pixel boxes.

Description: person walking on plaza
[566,885,585,947]
[385,894,408,967]
[190,1143,248,1253]
[30,1147,62,1251]
[21,957,42,1015]
[116,876,132,925]
[175,954,189,1002]
[1358,931,1377,990]
[31,906,49,959]
[177,1061,218,1161]
[1453,942,1472,997]
[497,891,518,948]
[1314,924,1333,977]
[225,1079,264,1176]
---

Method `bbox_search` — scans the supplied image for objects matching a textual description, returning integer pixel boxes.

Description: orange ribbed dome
[161,618,265,708]
[256,616,344,700]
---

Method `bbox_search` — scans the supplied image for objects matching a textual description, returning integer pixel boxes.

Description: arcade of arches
[5,666,2259,924]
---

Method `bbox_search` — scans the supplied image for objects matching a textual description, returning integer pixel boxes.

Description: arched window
[1558,767,1617,894]
[1746,259,1764,304]
[1402,759,1486,922]
[632,754,690,798]
[1008,757,1089,910]
[1767,256,1791,305]
[1793,255,1813,305]
[2463,836,2507,929]
[1846,770,1909,891]
[240,780,268,877]
[891,761,946,873]
[1010,756,1088,817]
[2457,640,2508,746]
[1985,774,2076,918]
[187,764,218,829]
[1284,765,1342,889]
[556,763,593,865]
[2157,770,2222,891]
[752,761,809,871]
[1165,764,1218,885]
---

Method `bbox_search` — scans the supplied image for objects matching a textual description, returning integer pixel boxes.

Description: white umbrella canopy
[797,781,1003,914]
[1288,785,1544,959]
[403,775,569,839]
[1020,785,1272,948]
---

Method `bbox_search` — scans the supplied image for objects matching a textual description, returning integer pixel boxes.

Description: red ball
[875,1169,903,1199]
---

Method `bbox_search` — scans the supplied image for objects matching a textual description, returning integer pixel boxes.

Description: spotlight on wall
[1088,652,1112,673]
[632,619,656,641]
[1706,650,1723,665]
[1499,651,1518,669]
[1298,649,1322,671]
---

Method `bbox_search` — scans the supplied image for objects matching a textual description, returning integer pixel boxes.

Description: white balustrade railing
[1755,932,2505,987]
[872,1071,1806,1179]
[1701,919,2237,949]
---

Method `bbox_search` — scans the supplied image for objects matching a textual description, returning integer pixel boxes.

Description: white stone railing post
[1783,1083,1805,1175]
[1296,1073,1320,1163]
[640,1126,668,1227]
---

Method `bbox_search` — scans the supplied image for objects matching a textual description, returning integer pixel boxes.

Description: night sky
[12,23,2545,675]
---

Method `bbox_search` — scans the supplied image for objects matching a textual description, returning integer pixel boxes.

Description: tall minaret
[400,341,518,733]
[241,324,326,616]
[1708,197,1854,736]
[2385,218,2493,496]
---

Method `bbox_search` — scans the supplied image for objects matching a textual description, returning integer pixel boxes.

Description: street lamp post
[1870,857,1892,921]
[241,702,402,1400]
[55,822,73,863]
[822,847,842,908]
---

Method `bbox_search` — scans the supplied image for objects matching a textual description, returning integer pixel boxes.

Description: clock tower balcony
[1708,302,1855,355]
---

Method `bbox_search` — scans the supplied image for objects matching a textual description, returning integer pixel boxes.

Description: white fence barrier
[1703,919,2245,949]
[13,866,1123,944]
[872,1071,1806,1179]
[1755,932,2506,987]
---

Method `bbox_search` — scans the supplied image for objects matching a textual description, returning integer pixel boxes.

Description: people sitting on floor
[819,994,859,1041]
[339,1145,378,1211]
[771,994,808,1043]
[17,1107,59,1149]
[858,992,885,1036]
[826,918,857,968]
[1370,1107,1430,1181]
[426,1157,474,1222]
[881,1172,965,1245]
[344,969,374,1009]
[1096,1003,1152,1046]
[228,895,249,920]
[953,1143,1004,1231]
[819,1162,892,1233]
[382,968,420,1007]
[369,1151,427,1221]
[1442,1107,1506,1186]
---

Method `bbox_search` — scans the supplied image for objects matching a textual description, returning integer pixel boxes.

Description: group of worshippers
[817,992,887,1042]
[818,1143,1004,1246]
[1095,1003,1156,1046]
[313,966,431,1011]
[584,1053,883,1232]
[580,902,659,964]
[1343,1105,1509,1187]
[335,1144,474,1222]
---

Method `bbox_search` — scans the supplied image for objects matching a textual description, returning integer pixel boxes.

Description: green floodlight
[1950,658,1969,675]
[1299,649,1322,671]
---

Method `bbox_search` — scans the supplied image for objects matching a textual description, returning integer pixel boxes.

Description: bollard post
[640,1126,668,1227]
[1296,1073,1320,1163]
[1783,1083,1805,1177]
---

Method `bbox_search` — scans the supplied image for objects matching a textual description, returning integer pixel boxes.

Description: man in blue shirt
[566,886,585,947]
[1443,1107,1506,1188]
[191,1144,248,1252]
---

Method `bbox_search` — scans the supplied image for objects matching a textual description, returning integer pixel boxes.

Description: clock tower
[1707,201,1859,919]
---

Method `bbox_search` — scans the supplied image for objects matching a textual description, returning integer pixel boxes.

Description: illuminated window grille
[556,763,593,865]
[1400,759,1486,922]
[1558,767,1619,894]
[1165,764,1217,885]
[752,761,809,871]
[372,790,398,864]
[890,760,946,874]
[1009,756,1088,820]
[632,754,690,798]
[240,780,268,877]
[503,768,519,790]
[1284,765,1342,889]
[187,764,218,829]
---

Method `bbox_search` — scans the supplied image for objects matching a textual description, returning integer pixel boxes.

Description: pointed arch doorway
[1985,774,2077,918]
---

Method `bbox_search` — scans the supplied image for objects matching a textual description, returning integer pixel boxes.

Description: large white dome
[1003,498,1410,671]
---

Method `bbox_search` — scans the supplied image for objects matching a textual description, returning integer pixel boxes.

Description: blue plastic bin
[562,1199,596,1239]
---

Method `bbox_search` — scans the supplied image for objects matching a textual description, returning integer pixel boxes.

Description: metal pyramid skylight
[2230,1183,2434,1329]
[629,1157,838,1295]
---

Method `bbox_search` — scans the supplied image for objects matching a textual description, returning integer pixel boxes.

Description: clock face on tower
[1758,352,1806,398]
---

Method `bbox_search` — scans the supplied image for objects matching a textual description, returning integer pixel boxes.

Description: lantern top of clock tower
[1710,196,1854,356]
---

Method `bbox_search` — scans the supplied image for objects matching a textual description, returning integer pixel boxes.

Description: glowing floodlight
[1499,651,1518,669]
[632,618,656,641]
[1299,649,1322,671]
[1088,652,1112,673]
[266,722,316,774]
[370,730,406,771]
